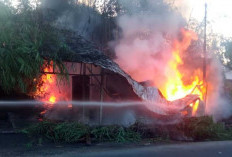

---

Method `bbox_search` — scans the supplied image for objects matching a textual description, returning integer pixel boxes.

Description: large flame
[34,64,72,115]
[34,66,57,112]
[158,29,205,116]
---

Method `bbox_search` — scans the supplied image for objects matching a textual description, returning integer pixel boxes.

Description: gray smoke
[40,0,101,39]
[110,0,186,86]
[110,0,232,120]
[205,57,232,121]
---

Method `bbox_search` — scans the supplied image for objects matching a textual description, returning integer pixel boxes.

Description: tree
[0,2,67,94]
[220,39,232,68]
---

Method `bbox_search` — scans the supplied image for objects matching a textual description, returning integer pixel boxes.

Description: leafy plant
[0,2,68,94]
[178,116,232,141]
[23,121,89,143]
[91,126,116,141]
[53,123,89,143]
[91,125,140,142]
[23,117,232,144]
[24,121,141,143]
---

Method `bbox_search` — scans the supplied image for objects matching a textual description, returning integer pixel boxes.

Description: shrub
[23,121,89,143]
[23,116,232,143]
[178,116,232,141]
[24,121,141,143]
[91,125,140,142]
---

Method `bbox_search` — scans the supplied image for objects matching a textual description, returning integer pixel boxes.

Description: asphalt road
[0,134,232,157]
[64,141,232,157]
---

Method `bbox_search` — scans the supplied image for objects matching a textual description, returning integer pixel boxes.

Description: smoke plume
[40,0,101,39]
[111,0,232,120]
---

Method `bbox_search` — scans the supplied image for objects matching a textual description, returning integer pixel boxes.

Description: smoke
[111,0,232,120]
[40,0,101,39]
[111,0,185,85]
[110,0,185,87]
[205,57,232,120]
[37,0,232,120]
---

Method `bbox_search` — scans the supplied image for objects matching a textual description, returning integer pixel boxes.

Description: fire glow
[34,66,57,113]
[158,29,206,116]
[34,64,72,115]
[34,29,206,117]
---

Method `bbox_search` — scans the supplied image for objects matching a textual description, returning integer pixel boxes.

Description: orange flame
[34,64,57,114]
[192,99,200,116]
[158,29,205,116]
[34,63,72,116]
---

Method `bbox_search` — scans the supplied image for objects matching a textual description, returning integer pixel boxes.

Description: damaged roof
[41,29,202,117]
[49,30,164,103]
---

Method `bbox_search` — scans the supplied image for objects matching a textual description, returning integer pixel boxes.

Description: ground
[0,133,232,157]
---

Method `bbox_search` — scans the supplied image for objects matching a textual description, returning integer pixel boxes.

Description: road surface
[60,141,232,157]
[0,133,231,157]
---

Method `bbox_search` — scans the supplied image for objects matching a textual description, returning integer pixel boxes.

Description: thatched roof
[41,30,202,118]
[56,30,163,101]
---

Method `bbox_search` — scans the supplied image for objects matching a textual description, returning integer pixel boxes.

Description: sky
[7,0,232,38]
[172,0,232,37]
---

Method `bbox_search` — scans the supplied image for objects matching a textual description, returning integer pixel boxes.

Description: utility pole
[203,2,208,106]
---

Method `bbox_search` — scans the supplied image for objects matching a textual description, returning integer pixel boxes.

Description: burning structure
[32,29,208,126]
[1,0,230,128]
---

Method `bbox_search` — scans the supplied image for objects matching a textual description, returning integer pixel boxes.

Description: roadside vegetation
[177,116,232,141]
[22,121,141,144]
[22,116,232,145]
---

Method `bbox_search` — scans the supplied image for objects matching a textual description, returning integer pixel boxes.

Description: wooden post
[82,63,86,123]
[99,68,104,125]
